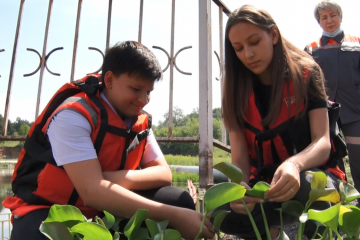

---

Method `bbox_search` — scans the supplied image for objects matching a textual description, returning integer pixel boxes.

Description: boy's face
[104,72,154,118]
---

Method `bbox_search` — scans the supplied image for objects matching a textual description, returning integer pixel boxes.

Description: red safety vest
[244,76,346,183]
[3,74,151,220]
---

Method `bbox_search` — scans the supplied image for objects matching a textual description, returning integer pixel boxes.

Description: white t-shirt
[47,93,164,166]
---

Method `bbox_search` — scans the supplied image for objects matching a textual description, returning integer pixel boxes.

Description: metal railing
[1,0,232,191]
[0,213,11,240]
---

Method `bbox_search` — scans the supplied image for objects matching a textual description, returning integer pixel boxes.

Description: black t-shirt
[251,76,328,165]
[252,76,327,119]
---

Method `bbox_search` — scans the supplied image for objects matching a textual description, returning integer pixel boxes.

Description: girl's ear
[103,71,114,89]
[271,27,280,45]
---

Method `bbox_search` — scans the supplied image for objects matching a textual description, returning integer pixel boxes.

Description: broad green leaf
[113,232,120,240]
[111,216,124,232]
[102,211,115,230]
[246,181,271,199]
[154,229,182,240]
[145,219,169,239]
[212,211,230,232]
[339,205,360,238]
[309,188,340,204]
[130,227,151,240]
[210,210,229,223]
[204,182,246,212]
[339,180,360,205]
[40,222,73,240]
[280,201,304,218]
[71,222,112,240]
[301,203,341,232]
[124,209,148,238]
[306,171,327,190]
[44,205,86,229]
[213,162,243,184]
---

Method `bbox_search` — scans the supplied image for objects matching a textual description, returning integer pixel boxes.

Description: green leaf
[154,229,182,240]
[113,232,120,240]
[124,209,148,238]
[40,222,73,240]
[111,216,124,232]
[213,162,243,184]
[301,203,342,232]
[204,182,246,212]
[44,205,86,229]
[339,205,360,238]
[71,222,112,240]
[306,171,328,190]
[309,188,340,204]
[212,210,230,232]
[277,201,304,219]
[130,227,151,240]
[246,181,271,200]
[102,211,115,229]
[145,219,169,239]
[339,180,360,205]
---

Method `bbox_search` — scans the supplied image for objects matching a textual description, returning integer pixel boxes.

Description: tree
[18,123,30,136]
[153,107,224,156]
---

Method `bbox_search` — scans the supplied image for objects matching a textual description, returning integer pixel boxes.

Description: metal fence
[0,0,232,237]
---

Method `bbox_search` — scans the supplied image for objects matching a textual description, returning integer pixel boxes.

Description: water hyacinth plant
[40,162,360,240]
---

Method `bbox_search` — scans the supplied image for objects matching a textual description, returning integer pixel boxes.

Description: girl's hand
[264,160,300,202]
[230,182,264,215]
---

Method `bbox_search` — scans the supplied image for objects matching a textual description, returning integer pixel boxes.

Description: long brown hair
[222,5,327,131]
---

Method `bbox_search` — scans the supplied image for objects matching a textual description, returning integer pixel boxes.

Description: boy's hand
[170,208,215,239]
[264,161,300,202]
[230,181,263,215]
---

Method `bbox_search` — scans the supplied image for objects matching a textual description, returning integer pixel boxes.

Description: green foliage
[153,107,226,156]
[171,168,199,182]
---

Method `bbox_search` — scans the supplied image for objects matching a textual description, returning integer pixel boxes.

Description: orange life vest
[3,74,151,220]
[244,77,346,183]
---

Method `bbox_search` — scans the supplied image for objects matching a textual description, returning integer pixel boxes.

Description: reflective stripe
[62,97,98,127]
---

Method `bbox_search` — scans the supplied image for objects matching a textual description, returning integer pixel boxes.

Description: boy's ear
[103,71,114,89]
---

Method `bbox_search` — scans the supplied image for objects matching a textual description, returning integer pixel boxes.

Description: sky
[0,0,360,127]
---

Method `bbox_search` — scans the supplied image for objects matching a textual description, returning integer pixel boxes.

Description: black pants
[10,186,195,240]
[342,120,360,194]
[216,168,339,239]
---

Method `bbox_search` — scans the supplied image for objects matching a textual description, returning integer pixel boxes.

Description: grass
[0,141,23,147]
[165,148,231,166]
[171,169,199,183]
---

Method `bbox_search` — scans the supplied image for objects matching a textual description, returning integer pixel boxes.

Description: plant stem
[279,209,283,240]
[242,199,262,240]
[334,230,343,240]
[260,203,271,240]
[194,211,208,240]
[310,225,319,240]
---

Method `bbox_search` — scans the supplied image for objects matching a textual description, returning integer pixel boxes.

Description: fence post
[198,0,213,188]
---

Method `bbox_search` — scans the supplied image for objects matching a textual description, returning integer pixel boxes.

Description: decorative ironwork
[23,47,63,77]
[0,49,4,77]
[214,51,222,81]
[87,47,105,75]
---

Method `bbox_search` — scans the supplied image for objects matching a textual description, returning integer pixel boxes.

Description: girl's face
[228,21,278,84]
[318,8,341,33]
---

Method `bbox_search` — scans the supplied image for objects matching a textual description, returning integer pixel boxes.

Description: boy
[3,41,214,239]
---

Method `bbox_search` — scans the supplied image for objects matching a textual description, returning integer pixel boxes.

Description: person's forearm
[287,136,331,172]
[103,166,172,190]
[232,158,250,184]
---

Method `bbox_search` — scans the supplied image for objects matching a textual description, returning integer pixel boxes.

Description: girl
[220,5,345,240]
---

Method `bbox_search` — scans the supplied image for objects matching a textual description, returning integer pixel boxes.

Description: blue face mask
[322,27,342,38]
